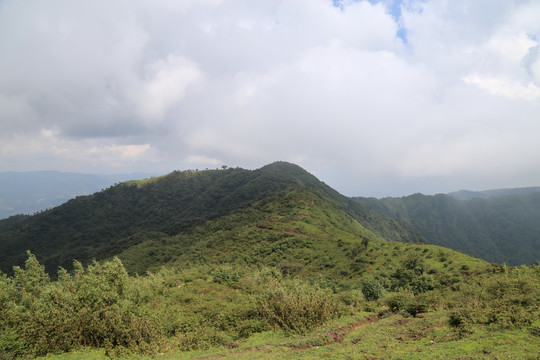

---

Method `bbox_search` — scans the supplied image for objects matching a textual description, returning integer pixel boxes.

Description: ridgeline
[0,162,422,275]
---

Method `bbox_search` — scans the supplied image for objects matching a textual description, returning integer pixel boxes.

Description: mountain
[355,191,540,265]
[1,162,538,359]
[0,162,423,275]
[0,171,154,219]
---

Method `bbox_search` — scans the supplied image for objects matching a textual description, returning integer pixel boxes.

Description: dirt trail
[195,314,381,359]
[290,314,379,349]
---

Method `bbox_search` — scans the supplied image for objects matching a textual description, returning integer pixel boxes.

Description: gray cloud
[1,0,539,196]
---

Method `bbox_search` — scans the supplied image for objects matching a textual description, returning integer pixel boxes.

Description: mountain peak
[0,161,424,275]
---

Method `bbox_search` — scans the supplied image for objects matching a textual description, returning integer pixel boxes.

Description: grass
[36,310,540,360]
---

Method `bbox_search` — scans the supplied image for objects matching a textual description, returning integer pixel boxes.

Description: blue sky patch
[333,0,408,43]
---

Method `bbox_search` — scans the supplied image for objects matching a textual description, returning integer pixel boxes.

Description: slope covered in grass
[4,235,538,359]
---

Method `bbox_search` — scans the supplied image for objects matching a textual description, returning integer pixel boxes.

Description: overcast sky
[1,0,539,197]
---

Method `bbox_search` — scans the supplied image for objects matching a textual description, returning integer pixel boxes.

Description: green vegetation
[0,253,161,358]
[0,162,421,275]
[2,250,538,359]
[356,191,540,265]
[0,162,538,359]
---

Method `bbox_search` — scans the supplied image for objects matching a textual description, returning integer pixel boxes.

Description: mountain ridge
[0,161,422,275]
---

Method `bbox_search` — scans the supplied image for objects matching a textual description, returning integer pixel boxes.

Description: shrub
[530,321,540,337]
[384,292,414,312]
[276,261,304,276]
[177,327,232,351]
[405,297,429,317]
[0,254,163,358]
[403,253,425,275]
[258,280,340,333]
[410,275,434,295]
[211,265,241,287]
[338,289,366,309]
[360,277,385,301]
[447,270,540,331]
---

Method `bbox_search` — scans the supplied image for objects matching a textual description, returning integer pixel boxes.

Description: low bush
[384,292,414,313]
[211,265,242,286]
[0,253,163,358]
[258,279,340,333]
[447,269,540,331]
[360,277,385,301]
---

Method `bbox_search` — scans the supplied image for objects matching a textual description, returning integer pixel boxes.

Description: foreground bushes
[1,253,538,358]
[0,255,344,357]
[0,253,162,357]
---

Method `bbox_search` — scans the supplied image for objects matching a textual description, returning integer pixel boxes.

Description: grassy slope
[39,317,540,360]
[114,191,537,360]
[115,189,481,280]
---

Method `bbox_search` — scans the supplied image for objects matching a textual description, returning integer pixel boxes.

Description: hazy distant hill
[0,162,422,275]
[355,191,540,265]
[448,187,540,201]
[0,171,153,219]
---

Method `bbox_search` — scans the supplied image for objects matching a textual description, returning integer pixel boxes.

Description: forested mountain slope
[0,162,422,275]
[355,192,540,265]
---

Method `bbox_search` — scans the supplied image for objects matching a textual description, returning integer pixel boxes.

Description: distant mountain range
[3,170,537,220]
[355,188,540,266]
[448,187,540,200]
[0,171,154,219]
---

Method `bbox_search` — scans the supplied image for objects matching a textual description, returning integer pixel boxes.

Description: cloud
[186,155,221,166]
[135,55,204,119]
[1,0,539,196]
[463,74,540,100]
[0,129,154,172]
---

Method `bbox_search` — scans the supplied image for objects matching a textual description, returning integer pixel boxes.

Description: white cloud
[0,129,153,172]
[486,31,537,65]
[463,74,540,100]
[186,155,221,166]
[135,55,205,119]
[1,0,540,196]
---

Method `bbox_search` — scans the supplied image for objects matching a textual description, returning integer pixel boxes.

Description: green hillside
[0,163,538,359]
[0,162,421,275]
[355,192,540,265]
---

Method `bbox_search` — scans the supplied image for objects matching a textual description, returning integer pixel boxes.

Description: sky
[1,0,539,197]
